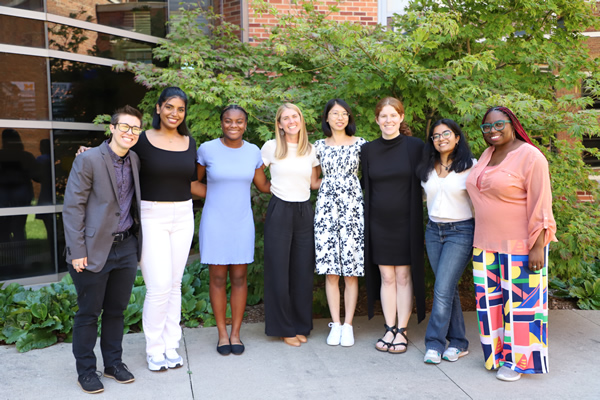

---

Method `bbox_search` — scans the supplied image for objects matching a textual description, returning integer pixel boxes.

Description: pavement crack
[182,329,195,399]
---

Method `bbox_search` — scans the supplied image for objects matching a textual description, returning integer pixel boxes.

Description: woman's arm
[253,165,271,194]
[311,165,322,190]
[528,229,546,271]
[191,164,207,198]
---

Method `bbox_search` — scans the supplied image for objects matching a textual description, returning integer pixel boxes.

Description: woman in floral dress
[314,99,366,347]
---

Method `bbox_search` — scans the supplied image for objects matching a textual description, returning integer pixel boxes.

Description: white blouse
[421,159,477,223]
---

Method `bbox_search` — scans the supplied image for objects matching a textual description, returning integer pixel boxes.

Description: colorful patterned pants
[472,247,549,374]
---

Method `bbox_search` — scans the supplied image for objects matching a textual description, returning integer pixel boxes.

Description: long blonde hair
[274,103,312,159]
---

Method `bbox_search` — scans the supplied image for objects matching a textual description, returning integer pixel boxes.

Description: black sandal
[375,324,396,352]
[389,327,408,354]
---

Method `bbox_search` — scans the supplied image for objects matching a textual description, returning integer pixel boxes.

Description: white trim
[377,0,387,25]
[46,13,161,44]
[0,43,123,66]
[582,31,600,37]
[0,5,45,20]
[0,6,161,44]
[0,119,105,131]
[0,205,63,217]
[241,0,249,43]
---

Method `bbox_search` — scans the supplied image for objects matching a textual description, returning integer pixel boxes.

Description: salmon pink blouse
[466,143,557,255]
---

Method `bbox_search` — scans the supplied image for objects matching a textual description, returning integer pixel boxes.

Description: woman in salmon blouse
[466,106,557,382]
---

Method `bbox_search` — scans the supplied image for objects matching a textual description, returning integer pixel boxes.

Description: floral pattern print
[314,137,366,276]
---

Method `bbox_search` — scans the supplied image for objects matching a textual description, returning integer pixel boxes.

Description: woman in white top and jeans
[261,103,321,347]
[417,119,476,364]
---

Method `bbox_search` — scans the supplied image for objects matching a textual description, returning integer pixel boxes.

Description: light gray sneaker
[424,349,441,364]
[165,349,184,369]
[496,366,522,382]
[442,347,469,362]
[147,354,168,372]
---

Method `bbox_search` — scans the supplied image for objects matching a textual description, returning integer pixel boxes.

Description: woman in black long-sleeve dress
[362,97,425,353]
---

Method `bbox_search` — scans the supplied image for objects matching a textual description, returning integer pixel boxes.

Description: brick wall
[215,0,243,39]
[246,0,378,43]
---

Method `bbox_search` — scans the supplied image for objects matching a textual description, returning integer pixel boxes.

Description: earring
[279,129,285,136]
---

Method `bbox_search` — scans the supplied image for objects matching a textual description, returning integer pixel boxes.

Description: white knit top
[421,159,477,223]
[261,140,319,202]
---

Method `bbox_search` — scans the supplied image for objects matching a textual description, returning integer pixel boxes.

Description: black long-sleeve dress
[361,134,426,323]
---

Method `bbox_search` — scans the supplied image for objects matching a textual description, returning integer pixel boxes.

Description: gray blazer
[63,141,142,272]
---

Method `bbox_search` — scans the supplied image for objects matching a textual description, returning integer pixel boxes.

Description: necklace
[439,162,450,171]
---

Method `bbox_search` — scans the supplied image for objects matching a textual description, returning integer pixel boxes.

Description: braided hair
[482,106,537,148]
[220,104,248,122]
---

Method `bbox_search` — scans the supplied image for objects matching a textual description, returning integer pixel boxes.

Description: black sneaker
[104,362,135,384]
[77,371,104,394]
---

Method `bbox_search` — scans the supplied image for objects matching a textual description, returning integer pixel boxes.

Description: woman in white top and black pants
[261,103,321,347]
[417,119,476,365]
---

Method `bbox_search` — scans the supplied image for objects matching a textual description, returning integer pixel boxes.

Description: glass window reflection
[0,15,46,48]
[50,60,146,122]
[48,23,155,62]
[0,212,58,280]
[0,0,44,12]
[53,129,107,204]
[45,0,168,38]
[0,128,52,208]
[0,53,49,120]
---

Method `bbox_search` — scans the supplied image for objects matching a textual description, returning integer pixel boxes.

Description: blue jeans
[424,218,474,354]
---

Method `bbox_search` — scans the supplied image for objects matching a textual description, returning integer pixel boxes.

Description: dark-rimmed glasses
[480,120,511,134]
[114,123,142,135]
[431,130,453,141]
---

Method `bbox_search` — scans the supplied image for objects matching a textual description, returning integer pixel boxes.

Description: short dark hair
[111,105,143,125]
[220,104,248,122]
[151,87,190,136]
[417,118,474,182]
[321,99,356,137]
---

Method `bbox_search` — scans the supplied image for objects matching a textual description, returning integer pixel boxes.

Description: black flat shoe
[217,340,231,356]
[231,341,245,355]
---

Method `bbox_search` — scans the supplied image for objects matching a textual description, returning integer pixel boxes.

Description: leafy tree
[121,0,600,286]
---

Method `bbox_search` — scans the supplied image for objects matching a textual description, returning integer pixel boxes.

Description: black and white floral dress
[314,137,366,276]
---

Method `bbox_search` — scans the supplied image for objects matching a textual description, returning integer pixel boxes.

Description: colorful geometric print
[472,247,549,374]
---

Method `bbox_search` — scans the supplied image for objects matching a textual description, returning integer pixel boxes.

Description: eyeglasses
[114,123,142,135]
[480,120,511,134]
[329,111,350,119]
[431,130,453,141]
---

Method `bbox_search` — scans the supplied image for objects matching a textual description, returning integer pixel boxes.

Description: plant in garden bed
[550,259,600,310]
[0,277,77,352]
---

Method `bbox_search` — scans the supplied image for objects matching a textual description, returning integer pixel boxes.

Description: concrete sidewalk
[1,310,599,400]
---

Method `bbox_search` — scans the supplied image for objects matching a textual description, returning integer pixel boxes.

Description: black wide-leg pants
[263,195,315,337]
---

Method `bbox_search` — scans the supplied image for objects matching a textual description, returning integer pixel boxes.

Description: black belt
[112,229,133,243]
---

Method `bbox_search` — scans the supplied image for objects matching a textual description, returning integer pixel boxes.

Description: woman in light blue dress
[195,105,270,356]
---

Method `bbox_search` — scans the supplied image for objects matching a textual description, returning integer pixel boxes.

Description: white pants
[140,200,194,357]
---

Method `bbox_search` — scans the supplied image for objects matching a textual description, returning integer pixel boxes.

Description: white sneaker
[340,323,354,347]
[327,322,342,346]
[147,354,168,372]
[496,366,522,382]
[165,349,183,369]
[442,347,469,362]
[424,349,441,364]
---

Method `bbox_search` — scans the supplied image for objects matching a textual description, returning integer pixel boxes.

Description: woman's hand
[528,229,546,272]
[76,146,91,156]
